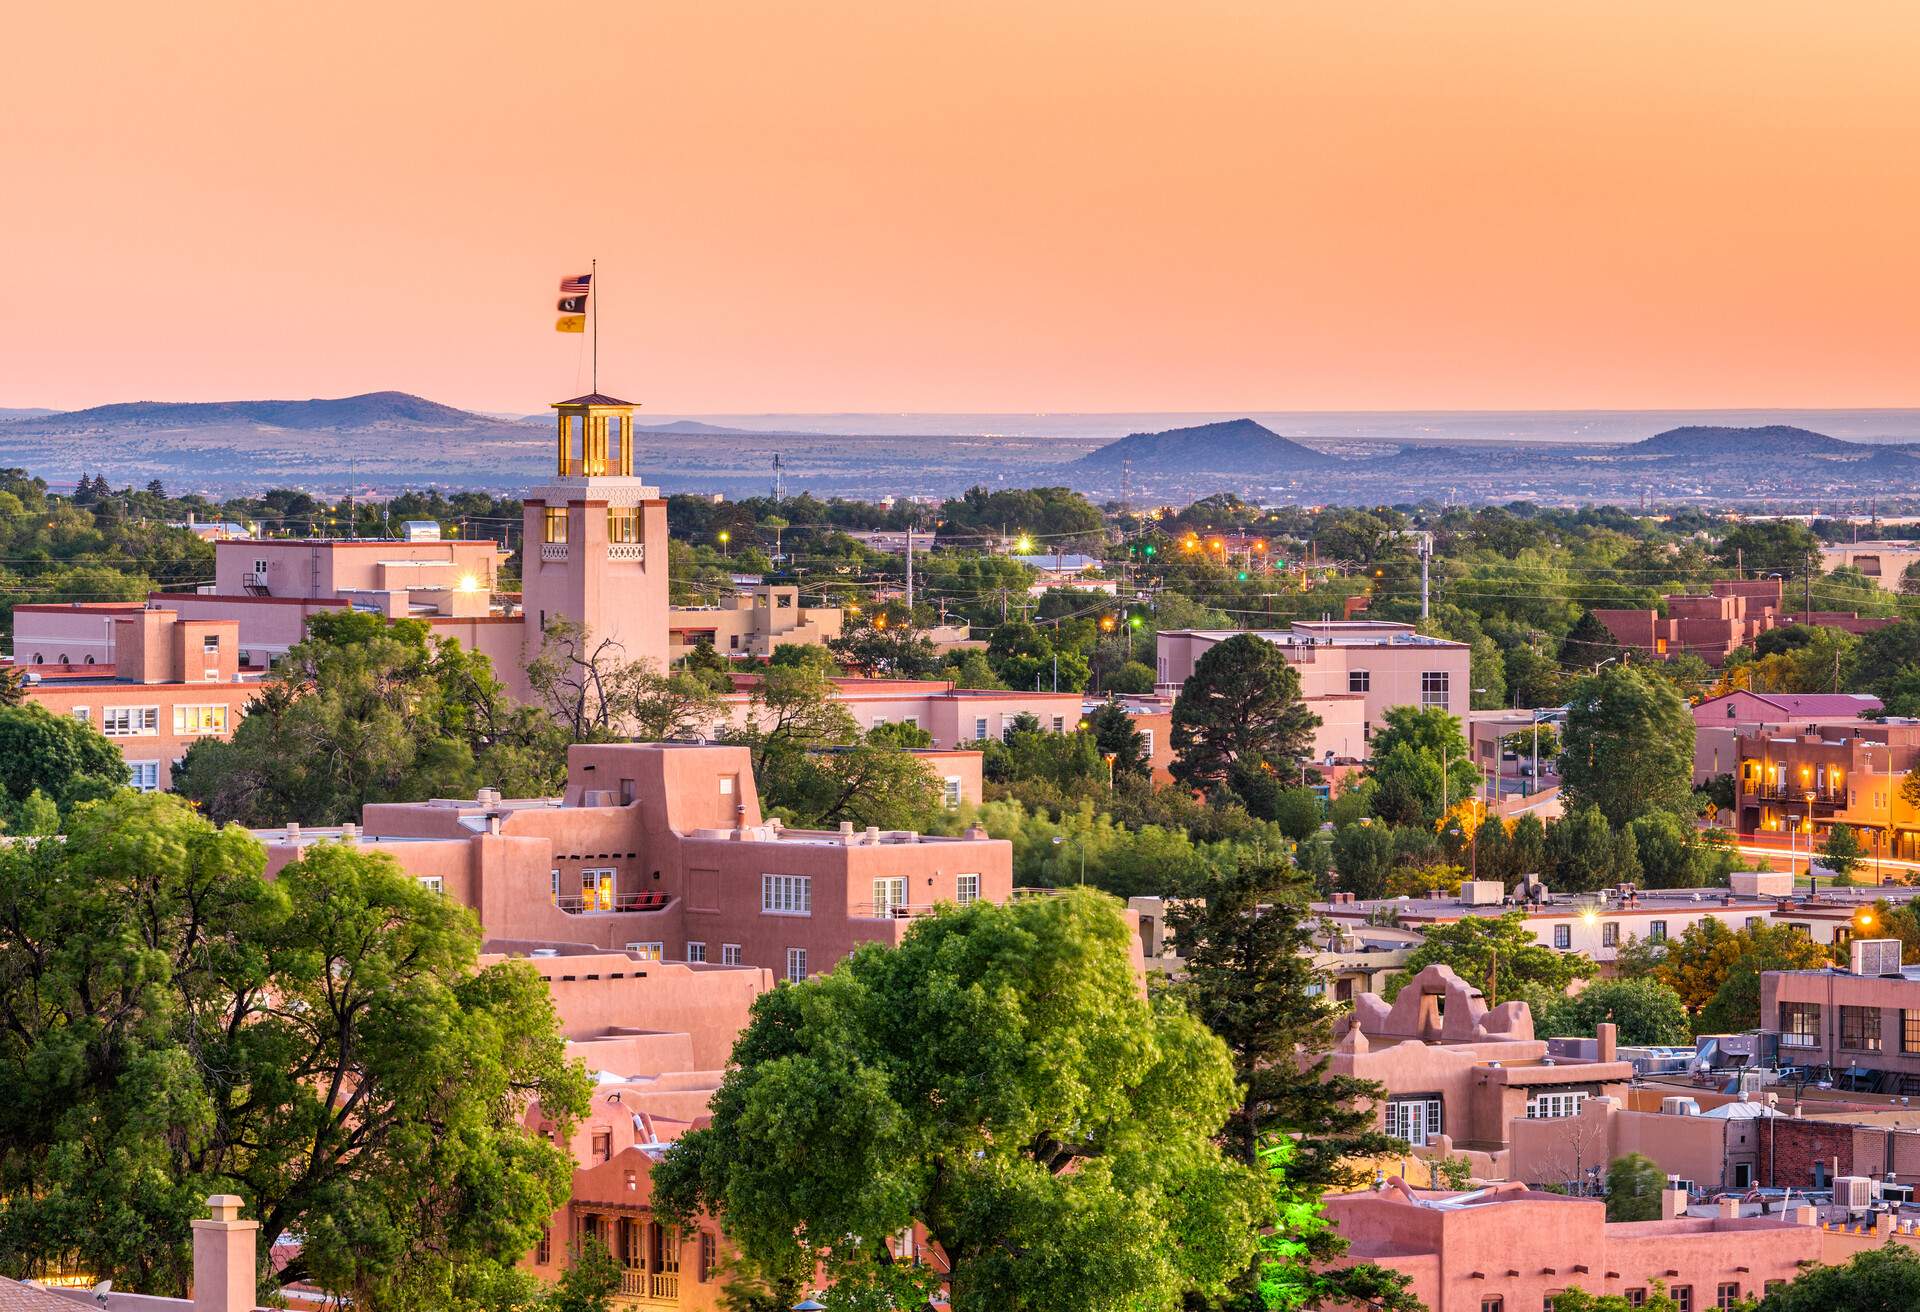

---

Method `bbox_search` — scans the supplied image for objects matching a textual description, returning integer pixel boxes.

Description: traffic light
[1143,544,1156,556]
[1236,570,1248,581]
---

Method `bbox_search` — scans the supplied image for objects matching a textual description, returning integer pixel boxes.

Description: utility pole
[905,519,914,611]
[1419,532,1431,620]
[1804,548,1812,620]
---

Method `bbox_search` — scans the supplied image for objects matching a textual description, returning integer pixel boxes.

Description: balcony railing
[615,1269,679,1303]
[541,543,569,562]
[852,901,948,920]
[552,891,672,915]
[1744,784,1845,805]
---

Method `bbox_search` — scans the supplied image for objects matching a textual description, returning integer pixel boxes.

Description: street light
[717,529,731,557]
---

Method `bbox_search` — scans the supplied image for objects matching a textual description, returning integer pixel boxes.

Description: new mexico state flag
[555,315,586,333]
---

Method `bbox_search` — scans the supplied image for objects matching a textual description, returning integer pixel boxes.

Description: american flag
[560,273,592,295]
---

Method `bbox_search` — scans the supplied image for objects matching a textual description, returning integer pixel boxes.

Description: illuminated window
[173,704,230,735]
[1780,1002,1821,1048]
[607,506,639,543]
[544,507,568,543]
[1903,1011,1920,1053]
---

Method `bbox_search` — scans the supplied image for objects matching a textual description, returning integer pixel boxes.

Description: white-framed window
[1349,669,1370,693]
[956,873,980,906]
[550,869,562,905]
[1051,716,1065,734]
[418,876,444,896]
[1140,728,1154,757]
[686,941,707,963]
[253,559,269,577]
[582,868,616,911]
[102,705,160,736]
[902,715,918,728]
[1527,1092,1587,1119]
[1601,922,1619,948]
[871,715,888,728]
[202,634,220,655]
[872,877,907,916]
[1421,671,1450,707]
[1553,924,1572,949]
[71,707,90,724]
[784,947,809,983]
[626,942,665,961]
[127,760,161,792]
[974,717,988,741]
[719,776,733,795]
[1385,1097,1443,1146]
[943,776,963,808]
[721,943,743,966]
[762,873,812,916]
[173,704,230,735]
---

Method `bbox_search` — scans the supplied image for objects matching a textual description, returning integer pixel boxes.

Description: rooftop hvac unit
[1851,938,1903,978]
[1834,1176,1873,1210]
[401,520,442,541]
[1661,1097,1702,1117]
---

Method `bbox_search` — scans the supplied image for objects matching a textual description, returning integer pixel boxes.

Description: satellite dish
[92,1281,112,1305]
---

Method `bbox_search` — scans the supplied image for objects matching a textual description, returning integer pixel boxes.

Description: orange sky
[3,2,1917,415]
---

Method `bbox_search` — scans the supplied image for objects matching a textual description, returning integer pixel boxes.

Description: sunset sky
[4,2,1917,415]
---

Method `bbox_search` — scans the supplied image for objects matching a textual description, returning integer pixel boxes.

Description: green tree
[1696,924,1835,1034]
[1268,787,1323,843]
[1551,1283,1686,1311]
[1390,910,1594,1007]
[1629,811,1708,889]
[942,646,1009,690]
[0,792,589,1306]
[0,703,127,824]
[1365,706,1481,823]
[540,1239,620,1312]
[1539,978,1690,1047]
[1332,821,1395,901]
[1171,634,1320,790]
[1559,610,1623,670]
[1605,1153,1667,1222]
[1822,823,1866,880]
[1757,1243,1920,1311]
[1560,665,1696,826]
[177,611,564,824]
[652,889,1268,1312]
[1084,701,1150,780]
[1545,805,1624,893]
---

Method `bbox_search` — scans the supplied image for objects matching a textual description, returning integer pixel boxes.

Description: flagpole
[591,257,598,395]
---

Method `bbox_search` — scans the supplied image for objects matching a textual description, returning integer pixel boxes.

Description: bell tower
[519,391,669,680]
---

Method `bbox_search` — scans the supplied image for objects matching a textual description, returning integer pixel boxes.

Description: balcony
[1744,782,1845,806]
[616,1269,679,1303]
[553,891,672,914]
[608,542,645,562]
[542,543,569,562]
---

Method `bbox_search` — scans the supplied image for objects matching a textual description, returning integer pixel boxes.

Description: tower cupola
[551,393,637,478]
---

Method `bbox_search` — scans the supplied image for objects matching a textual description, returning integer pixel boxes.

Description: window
[902,715,918,728]
[71,707,90,724]
[418,876,444,896]
[699,1232,718,1282]
[172,704,230,735]
[1601,922,1619,948]
[871,715,887,728]
[536,1227,552,1264]
[626,942,665,961]
[1385,1097,1442,1146]
[1780,1001,1821,1048]
[1903,1010,1920,1054]
[127,761,161,792]
[1481,1300,1503,1312]
[1349,669,1371,693]
[1421,671,1449,707]
[1624,1292,1646,1309]
[591,1131,612,1163]
[872,876,908,916]
[1715,1284,1739,1309]
[956,873,980,906]
[686,941,707,963]
[719,776,734,795]
[762,874,812,915]
[1051,716,1065,734]
[1527,1092,1586,1119]
[1140,728,1155,757]
[1554,924,1572,949]
[784,947,808,983]
[1733,1162,1752,1188]
[1841,1005,1881,1052]
[202,634,220,655]
[543,507,568,543]
[1745,916,1763,929]
[607,506,639,543]
[1649,920,1667,942]
[721,943,743,966]
[581,868,615,911]
[943,776,963,807]
[1672,1286,1691,1312]
[101,705,160,736]
[253,558,269,577]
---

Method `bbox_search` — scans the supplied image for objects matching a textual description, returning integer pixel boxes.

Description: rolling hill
[1068,417,1339,477]
[7,391,497,433]
[1622,424,1861,458]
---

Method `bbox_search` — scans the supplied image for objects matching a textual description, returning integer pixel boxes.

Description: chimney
[285,822,300,842]
[191,1195,257,1312]
[1661,1179,1689,1221]
[1596,1022,1617,1064]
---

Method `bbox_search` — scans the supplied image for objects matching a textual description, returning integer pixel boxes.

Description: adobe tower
[519,393,670,674]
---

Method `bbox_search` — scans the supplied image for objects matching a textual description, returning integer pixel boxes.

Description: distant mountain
[1622,424,1860,458]
[635,420,760,436]
[0,407,59,421]
[2,391,511,433]
[1070,417,1338,476]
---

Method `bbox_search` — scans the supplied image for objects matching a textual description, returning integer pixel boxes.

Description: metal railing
[552,892,672,915]
[1744,784,1845,804]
